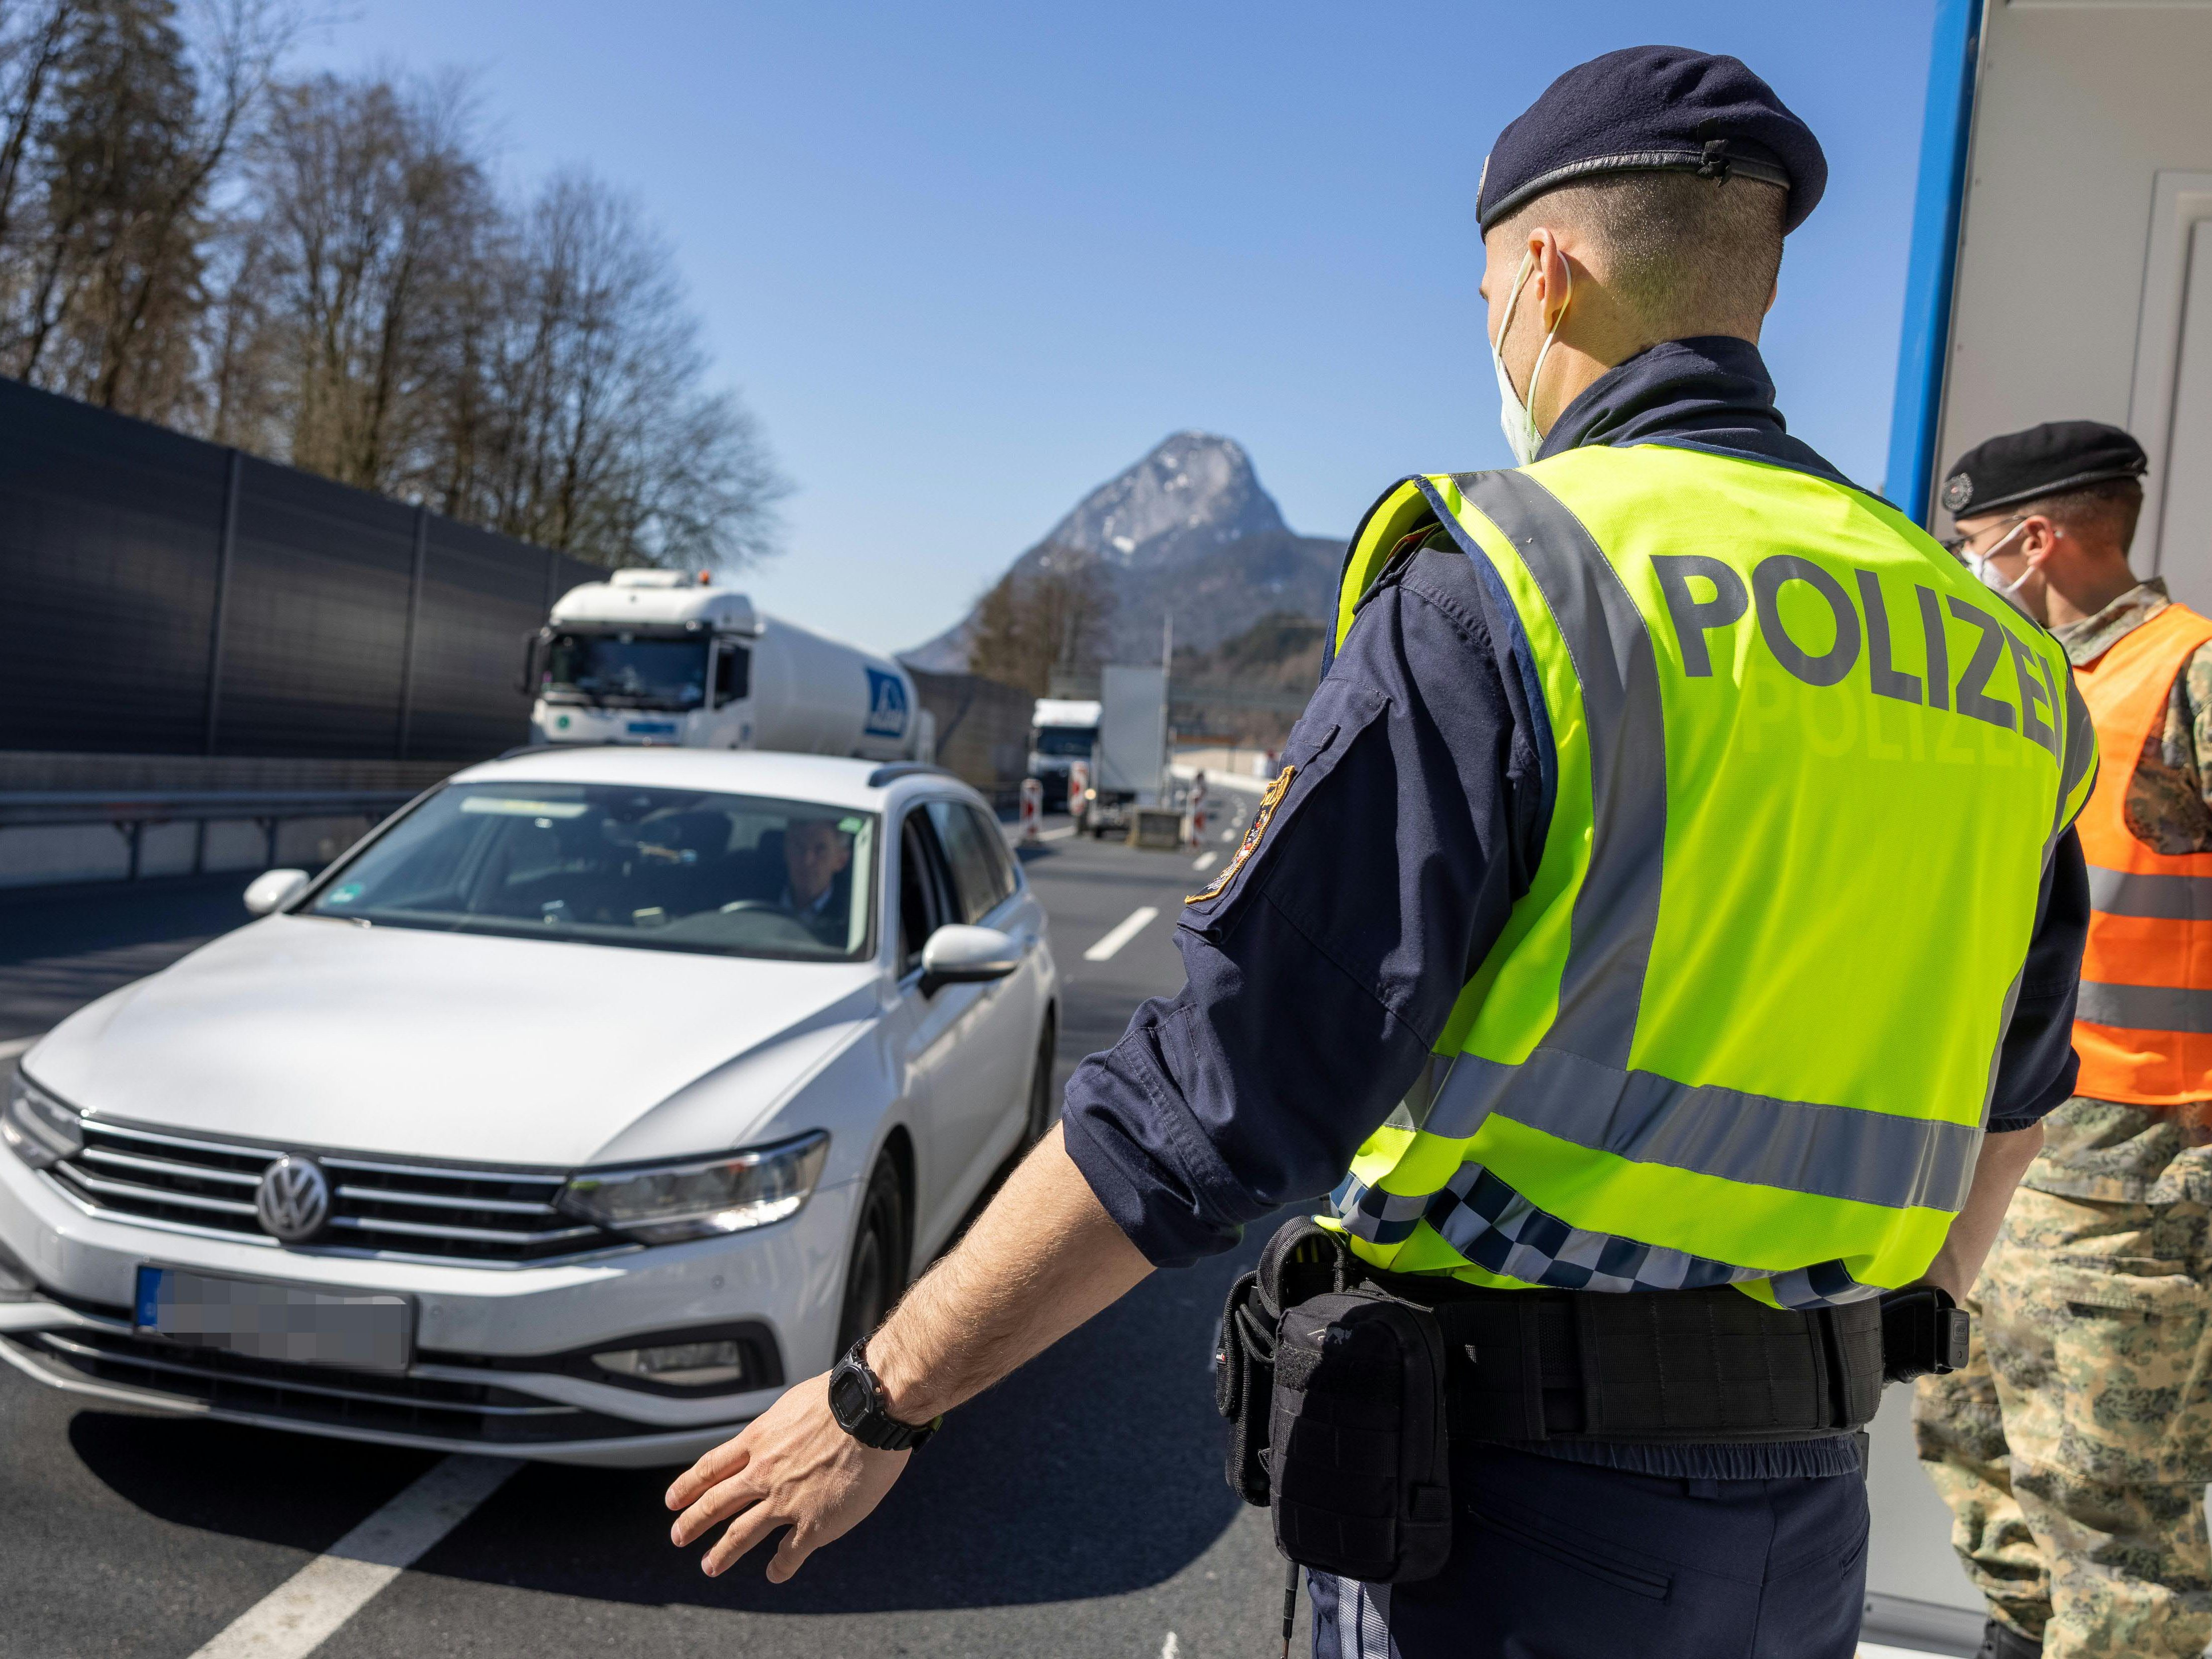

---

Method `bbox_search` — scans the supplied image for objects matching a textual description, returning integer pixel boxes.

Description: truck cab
[1028,698,1101,814]
[531,572,756,749]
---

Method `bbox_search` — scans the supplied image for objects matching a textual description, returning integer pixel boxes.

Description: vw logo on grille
[255,1155,332,1243]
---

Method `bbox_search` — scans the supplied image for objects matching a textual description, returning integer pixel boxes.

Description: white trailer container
[527,571,931,763]
[1868,5,2212,1651]
[1095,665,1167,802]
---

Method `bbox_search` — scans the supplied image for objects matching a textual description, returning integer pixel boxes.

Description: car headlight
[3,1072,81,1171]
[559,1130,829,1245]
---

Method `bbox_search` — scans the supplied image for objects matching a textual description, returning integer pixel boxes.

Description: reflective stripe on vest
[2073,600,2212,1103]
[1321,447,2096,1308]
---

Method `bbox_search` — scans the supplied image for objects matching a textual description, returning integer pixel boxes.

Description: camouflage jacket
[2055,578,2212,853]
[2029,581,2212,1203]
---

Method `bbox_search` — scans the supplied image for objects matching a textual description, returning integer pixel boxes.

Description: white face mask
[1969,520,2034,597]
[1490,250,1572,467]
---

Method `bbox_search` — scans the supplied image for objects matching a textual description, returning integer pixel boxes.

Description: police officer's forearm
[1915,1123,2044,1301]
[864,1123,1154,1427]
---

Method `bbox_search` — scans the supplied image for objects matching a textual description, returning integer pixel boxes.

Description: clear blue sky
[298,2,1938,656]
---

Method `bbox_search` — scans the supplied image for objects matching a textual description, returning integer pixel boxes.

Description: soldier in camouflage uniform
[1917,423,2212,1659]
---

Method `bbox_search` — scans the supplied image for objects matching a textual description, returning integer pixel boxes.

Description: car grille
[46,1118,627,1265]
[5,1325,661,1446]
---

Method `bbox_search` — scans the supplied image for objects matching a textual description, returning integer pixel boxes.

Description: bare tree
[966,546,1116,695]
[0,21,787,571]
[461,170,784,568]
[0,0,290,422]
[234,69,493,492]
[0,1,78,258]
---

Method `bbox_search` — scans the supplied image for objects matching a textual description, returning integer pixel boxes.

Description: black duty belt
[1376,1268,1885,1444]
[1217,1217,1960,1591]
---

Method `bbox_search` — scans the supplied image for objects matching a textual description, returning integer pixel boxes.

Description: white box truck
[1081,665,1167,838]
[1029,697,1101,813]
[527,571,933,762]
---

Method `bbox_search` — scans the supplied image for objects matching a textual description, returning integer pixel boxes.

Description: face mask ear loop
[1524,257,1572,434]
[1492,252,1535,361]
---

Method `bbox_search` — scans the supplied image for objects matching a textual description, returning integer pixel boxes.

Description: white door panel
[897,972,989,1259]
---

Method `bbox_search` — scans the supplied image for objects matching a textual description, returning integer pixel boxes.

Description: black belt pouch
[1267,1289,1453,1583]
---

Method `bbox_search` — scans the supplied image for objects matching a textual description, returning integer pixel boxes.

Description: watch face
[829,1366,871,1428]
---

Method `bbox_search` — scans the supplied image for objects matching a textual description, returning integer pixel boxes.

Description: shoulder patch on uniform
[1185,766,1296,905]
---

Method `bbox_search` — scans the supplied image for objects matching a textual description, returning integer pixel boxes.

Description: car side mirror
[243,869,311,915]
[919,924,1021,997]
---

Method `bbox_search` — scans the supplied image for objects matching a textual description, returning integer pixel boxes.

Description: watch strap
[832,1340,941,1451]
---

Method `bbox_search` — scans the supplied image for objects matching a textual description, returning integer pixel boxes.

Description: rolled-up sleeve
[1059,547,1551,1267]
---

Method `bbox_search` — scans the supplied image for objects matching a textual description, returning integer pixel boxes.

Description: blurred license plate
[134,1266,413,1372]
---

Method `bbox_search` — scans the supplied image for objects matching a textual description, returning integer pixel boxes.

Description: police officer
[1916,424,2212,1659]
[663,48,2096,1659]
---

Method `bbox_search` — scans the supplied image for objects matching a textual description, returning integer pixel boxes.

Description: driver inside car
[776,817,853,946]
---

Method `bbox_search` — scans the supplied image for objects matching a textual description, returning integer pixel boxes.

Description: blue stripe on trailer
[1884,0,1986,526]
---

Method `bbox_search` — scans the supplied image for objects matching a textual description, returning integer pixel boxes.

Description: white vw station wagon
[0,749,1058,1466]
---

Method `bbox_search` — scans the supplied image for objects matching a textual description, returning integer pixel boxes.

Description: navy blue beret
[1942,421,2148,518]
[1477,46,1828,235]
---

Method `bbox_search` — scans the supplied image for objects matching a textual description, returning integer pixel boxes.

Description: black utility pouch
[1215,1218,1348,1507]
[1879,1284,1971,1382]
[1214,1267,1275,1506]
[1268,1290,1453,1583]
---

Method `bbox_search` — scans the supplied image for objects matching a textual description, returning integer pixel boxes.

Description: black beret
[1477,46,1828,235]
[1941,421,2149,519]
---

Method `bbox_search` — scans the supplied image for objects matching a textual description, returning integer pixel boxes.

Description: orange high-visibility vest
[2075,600,2212,1105]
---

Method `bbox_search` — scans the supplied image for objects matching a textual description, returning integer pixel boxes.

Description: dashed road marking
[1191,851,1218,873]
[1160,1634,1180,1659]
[187,1455,518,1659]
[1083,906,1159,962]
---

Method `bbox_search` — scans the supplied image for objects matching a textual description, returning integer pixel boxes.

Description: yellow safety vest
[1324,446,2096,1308]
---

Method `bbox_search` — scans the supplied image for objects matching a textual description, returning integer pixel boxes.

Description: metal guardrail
[0,790,416,879]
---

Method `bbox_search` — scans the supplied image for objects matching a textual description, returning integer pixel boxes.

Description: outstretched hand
[666,1374,910,1580]
[663,1127,1153,1582]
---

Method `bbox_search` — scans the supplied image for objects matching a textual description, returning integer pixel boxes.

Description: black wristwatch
[827,1340,942,1451]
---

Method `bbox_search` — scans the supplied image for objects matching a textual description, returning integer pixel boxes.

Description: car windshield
[542,633,708,709]
[1033,726,1095,758]
[307,782,877,961]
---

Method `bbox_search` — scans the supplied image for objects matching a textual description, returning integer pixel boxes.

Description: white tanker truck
[526,571,933,762]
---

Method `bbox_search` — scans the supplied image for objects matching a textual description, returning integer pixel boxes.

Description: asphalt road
[0,809,1314,1659]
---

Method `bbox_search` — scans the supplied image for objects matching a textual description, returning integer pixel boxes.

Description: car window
[926,799,1008,925]
[306,782,876,962]
[964,804,1019,908]
[897,814,946,976]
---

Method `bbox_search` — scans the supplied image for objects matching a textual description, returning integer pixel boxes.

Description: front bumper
[0,1144,856,1468]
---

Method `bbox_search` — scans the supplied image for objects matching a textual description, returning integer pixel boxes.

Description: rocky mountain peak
[1039,430,1288,572]
[899,430,1340,675]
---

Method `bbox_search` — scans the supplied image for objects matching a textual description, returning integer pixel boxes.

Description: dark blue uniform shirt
[1059,337,2090,1480]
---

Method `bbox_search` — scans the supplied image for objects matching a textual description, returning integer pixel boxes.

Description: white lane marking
[1083,906,1159,962]
[1160,1635,1180,1659]
[189,1455,518,1659]
[0,1036,38,1062]
[1191,851,1219,873]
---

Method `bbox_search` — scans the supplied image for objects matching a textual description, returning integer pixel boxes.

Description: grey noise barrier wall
[0,375,602,764]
